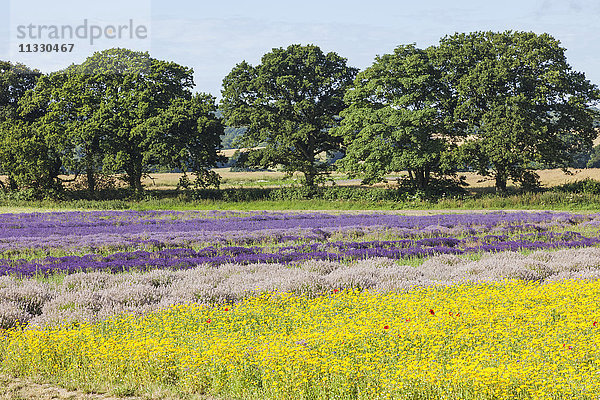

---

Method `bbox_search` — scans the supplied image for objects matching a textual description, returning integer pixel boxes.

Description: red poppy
[429,309,435,315]
[206,319,212,323]
[449,312,453,316]
[384,325,389,329]
[224,308,229,311]
[333,289,339,293]
[594,321,598,327]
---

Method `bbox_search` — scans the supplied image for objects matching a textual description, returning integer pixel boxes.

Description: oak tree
[28,48,224,193]
[437,31,600,192]
[335,44,456,189]
[0,61,62,194]
[221,44,357,187]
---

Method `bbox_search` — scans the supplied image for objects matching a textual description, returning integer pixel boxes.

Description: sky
[1,0,599,98]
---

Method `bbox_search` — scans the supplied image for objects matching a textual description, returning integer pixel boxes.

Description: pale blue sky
[2,0,599,98]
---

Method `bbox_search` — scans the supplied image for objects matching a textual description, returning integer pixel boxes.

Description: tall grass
[2,191,600,212]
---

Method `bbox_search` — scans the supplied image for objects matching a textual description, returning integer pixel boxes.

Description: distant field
[138,168,600,190]
[2,167,600,191]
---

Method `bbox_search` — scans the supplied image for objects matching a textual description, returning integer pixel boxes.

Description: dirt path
[277,208,552,215]
[0,375,137,400]
[0,375,229,400]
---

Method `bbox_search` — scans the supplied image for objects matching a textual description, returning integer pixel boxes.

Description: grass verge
[1,191,600,212]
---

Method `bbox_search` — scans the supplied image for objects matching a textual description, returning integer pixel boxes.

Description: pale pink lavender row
[4,247,600,329]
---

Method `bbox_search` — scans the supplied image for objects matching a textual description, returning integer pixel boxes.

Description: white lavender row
[3,247,600,329]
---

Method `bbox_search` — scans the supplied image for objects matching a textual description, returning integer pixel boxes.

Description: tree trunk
[304,170,316,188]
[416,169,424,190]
[302,145,317,188]
[414,167,429,190]
[86,167,96,197]
[85,148,96,197]
[8,176,18,191]
[127,165,144,193]
[85,139,100,197]
[495,166,508,193]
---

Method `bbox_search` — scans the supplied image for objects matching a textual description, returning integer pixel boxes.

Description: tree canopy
[0,61,62,194]
[1,33,599,199]
[335,44,456,189]
[20,48,224,194]
[437,31,600,192]
[220,44,358,187]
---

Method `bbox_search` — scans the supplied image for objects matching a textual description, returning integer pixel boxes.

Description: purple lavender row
[1,211,597,251]
[3,232,600,277]
[0,210,587,237]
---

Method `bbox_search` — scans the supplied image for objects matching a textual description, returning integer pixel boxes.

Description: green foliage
[21,49,224,194]
[592,107,600,128]
[335,44,457,190]
[184,182,465,203]
[0,120,62,195]
[221,44,357,187]
[220,126,246,149]
[77,49,198,192]
[586,144,600,168]
[553,178,600,195]
[139,93,225,189]
[2,36,600,201]
[228,151,268,172]
[0,61,40,112]
[22,66,107,195]
[6,187,600,212]
[437,31,600,192]
[0,61,63,196]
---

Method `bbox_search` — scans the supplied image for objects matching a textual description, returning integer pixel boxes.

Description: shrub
[553,178,600,195]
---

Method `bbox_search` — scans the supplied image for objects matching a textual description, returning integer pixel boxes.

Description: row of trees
[0,49,223,196]
[222,31,599,192]
[1,31,599,196]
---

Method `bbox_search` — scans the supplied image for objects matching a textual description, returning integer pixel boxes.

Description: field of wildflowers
[1,210,600,399]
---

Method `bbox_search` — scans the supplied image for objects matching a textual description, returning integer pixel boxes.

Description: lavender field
[2,210,600,272]
[2,210,600,330]
[4,210,600,399]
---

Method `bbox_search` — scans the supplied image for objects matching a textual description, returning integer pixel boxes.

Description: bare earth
[0,375,138,400]
[0,375,229,400]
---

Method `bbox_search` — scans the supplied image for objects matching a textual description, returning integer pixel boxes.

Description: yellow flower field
[2,279,600,399]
